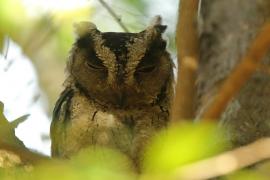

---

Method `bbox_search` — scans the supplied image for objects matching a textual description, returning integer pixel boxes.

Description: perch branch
[171,0,199,121]
[98,0,129,32]
[174,138,270,179]
[201,23,270,120]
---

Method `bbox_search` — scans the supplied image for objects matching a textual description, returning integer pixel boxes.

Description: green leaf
[9,115,29,129]
[143,122,228,174]
[0,101,28,148]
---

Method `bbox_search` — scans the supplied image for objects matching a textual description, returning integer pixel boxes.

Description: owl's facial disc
[71,19,171,109]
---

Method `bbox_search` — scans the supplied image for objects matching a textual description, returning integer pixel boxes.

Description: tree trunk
[197,0,270,146]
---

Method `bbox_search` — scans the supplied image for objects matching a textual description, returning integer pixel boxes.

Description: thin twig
[202,23,270,120]
[171,0,199,121]
[98,0,129,32]
[174,138,270,179]
[3,37,10,59]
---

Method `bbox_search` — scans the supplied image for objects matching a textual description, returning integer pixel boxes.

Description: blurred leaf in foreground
[227,170,268,180]
[0,0,28,45]
[2,147,136,180]
[0,101,28,148]
[143,122,228,174]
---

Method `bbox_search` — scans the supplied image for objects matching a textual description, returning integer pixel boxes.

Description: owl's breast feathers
[50,85,170,158]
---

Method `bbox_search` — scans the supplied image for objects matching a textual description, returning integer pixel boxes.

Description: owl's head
[68,16,173,110]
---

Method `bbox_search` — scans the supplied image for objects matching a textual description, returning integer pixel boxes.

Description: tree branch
[174,138,270,179]
[98,0,130,32]
[201,23,270,120]
[171,0,199,121]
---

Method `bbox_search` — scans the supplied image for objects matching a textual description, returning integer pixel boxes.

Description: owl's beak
[116,92,126,108]
[116,63,125,85]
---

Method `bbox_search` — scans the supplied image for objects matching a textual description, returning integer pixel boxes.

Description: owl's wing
[50,88,74,157]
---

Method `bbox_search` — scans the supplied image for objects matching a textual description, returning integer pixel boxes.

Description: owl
[50,16,174,169]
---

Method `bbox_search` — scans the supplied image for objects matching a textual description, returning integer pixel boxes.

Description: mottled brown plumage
[50,16,174,169]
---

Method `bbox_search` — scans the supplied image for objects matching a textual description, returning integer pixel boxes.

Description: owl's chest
[62,93,136,156]
[61,92,168,159]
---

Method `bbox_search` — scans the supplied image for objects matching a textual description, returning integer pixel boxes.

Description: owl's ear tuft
[144,15,167,38]
[73,21,98,37]
[149,15,167,33]
[155,25,167,34]
[150,15,162,26]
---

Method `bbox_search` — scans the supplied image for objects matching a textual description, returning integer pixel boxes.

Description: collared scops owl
[50,16,174,169]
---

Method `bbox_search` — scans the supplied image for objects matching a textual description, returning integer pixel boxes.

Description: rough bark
[197,0,270,146]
